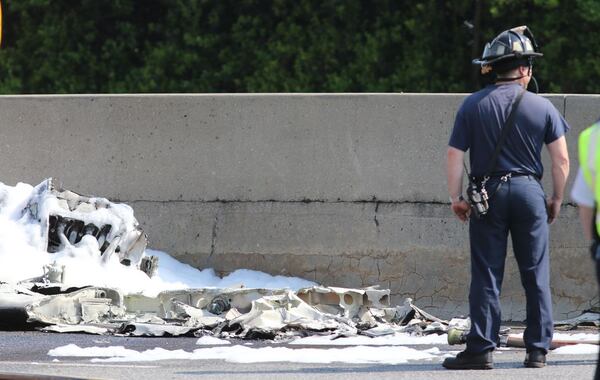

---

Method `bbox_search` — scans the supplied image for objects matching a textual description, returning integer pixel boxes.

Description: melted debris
[0,281,447,339]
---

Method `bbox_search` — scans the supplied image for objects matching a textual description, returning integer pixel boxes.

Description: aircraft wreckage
[0,179,597,344]
[0,178,447,339]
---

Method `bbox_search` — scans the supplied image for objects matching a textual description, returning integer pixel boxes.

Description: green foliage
[0,0,598,93]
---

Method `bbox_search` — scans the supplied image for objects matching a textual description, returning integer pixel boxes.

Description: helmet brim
[472,52,543,66]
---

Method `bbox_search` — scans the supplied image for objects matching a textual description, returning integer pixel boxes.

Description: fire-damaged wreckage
[0,178,446,339]
[7,284,443,339]
[0,179,597,344]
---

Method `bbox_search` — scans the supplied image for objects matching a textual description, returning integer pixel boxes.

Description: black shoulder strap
[483,89,526,176]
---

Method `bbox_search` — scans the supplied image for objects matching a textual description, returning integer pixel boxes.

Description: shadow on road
[176,358,596,376]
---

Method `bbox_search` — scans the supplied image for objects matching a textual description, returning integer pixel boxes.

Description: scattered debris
[41,324,109,335]
[447,317,600,349]
[0,280,448,339]
[555,309,600,329]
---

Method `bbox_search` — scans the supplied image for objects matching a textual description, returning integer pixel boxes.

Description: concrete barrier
[1,93,599,320]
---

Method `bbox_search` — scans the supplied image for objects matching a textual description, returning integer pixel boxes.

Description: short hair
[493,58,531,75]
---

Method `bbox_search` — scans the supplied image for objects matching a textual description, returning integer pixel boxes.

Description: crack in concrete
[209,209,220,258]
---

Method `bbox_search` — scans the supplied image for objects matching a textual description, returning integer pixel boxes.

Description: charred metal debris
[0,282,448,339]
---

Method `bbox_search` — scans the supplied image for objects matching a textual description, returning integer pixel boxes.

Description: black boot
[524,349,546,368]
[442,350,493,370]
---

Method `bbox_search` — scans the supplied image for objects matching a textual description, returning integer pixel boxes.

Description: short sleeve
[544,102,570,144]
[449,108,470,151]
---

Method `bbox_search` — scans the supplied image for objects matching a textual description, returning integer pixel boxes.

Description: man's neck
[496,78,527,88]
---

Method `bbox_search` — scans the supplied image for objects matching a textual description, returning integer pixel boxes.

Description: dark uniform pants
[466,175,553,353]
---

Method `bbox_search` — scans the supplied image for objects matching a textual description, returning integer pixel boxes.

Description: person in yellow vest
[571,117,600,380]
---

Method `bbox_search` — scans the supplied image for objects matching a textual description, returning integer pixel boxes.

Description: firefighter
[444,26,570,369]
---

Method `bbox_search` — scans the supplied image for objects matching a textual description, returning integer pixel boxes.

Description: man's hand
[546,197,562,224]
[451,199,471,222]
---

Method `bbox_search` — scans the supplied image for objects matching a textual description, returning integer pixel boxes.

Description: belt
[473,172,539,182]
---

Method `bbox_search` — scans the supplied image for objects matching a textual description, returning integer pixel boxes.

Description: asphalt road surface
[0,331,596,380]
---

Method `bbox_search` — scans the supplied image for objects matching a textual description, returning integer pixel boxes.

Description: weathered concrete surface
[0,94,460,202]
[131,200,596,320]
[1,93,599,320]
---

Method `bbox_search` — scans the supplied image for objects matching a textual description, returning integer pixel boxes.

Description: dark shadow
[177,358,598,375]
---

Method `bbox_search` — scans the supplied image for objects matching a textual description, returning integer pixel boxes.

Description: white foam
[48,344,138,357]
[553,344,599,355]
[196,336,231,345]
[49,344,443,364]
[0,181,315,296]
[552,332,600,342]
[289,333,448,346]
[147,249,314,292]
[0,183,52,282]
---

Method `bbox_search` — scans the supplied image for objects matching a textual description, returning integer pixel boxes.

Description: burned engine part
[23,178,149,272]
[207,296,231,315]
[47,215,112,253]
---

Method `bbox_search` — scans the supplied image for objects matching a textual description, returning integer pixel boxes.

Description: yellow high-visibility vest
[578,121,600,236]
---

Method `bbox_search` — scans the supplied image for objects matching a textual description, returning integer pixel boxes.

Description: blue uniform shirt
[449,83,569,178]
